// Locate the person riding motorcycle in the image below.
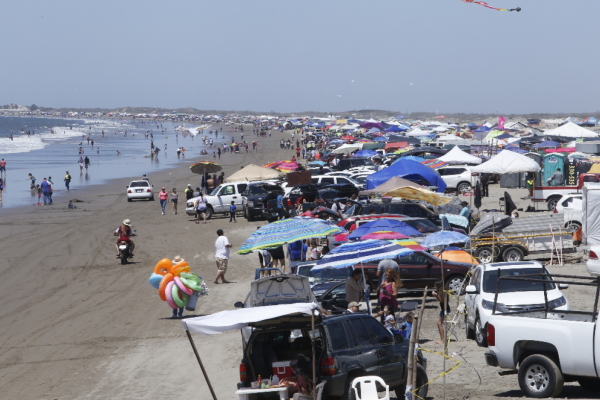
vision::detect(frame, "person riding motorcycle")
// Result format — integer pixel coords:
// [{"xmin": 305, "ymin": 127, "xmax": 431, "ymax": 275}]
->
[{"xmin": 114, "ymin": 219, "xmax": 136, "ymax": 258}]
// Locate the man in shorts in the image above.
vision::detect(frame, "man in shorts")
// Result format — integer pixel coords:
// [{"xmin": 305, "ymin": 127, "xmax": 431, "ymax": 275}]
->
[{"xmin": 214, "ymin": 229, "xmax": 232, "ymax": 284}]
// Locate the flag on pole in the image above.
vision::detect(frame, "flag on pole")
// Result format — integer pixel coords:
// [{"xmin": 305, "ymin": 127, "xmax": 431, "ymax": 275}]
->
[{"xmin": 498, "ymin": 116, "xmax": 506, "ymax": 130}]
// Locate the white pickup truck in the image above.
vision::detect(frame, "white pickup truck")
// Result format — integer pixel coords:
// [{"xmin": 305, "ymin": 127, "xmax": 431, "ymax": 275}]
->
[{"xmin": 484, "ymin": 272, "xmax": 600, "ymax": 398}]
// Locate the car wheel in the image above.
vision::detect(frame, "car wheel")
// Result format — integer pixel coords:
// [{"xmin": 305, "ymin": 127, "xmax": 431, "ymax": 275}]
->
[
  {"xmin": 475, "ymin": 315, "xmax": 488, "ymax": 347},
  {"xmin": 578, "ymin": 377, "xmax": 600, "ymax": 391},
  {"xmin": 445, "ymin": 275, "xmax": 464, "ymax": 295},
  {"xmin": 150, "ymin": 196, "xmax": 155, "ymax": 201},
  {"xmin": 518, "ymin": 355, "xmax": 564, "ymax": 398},
  {"xmin": 394, "ymin": 364, "xmax": 428, "ymax": 400},
  {"xmin": 127, "ymin": 198, "xmax": 132, "ymax": 202},
  {"xmin": 474, "ymin": 247, "xmax": 494, "ymax": 264},
  {"xmin": 457, "ymin": 181, "xmax": 471, "ymax": 193},
  {"xmin": 205, "ymin": 207, "xmax": 213, "ymax": 220},
  {"xmin": 343, "ymin": 375, "xmax": 359, "ymax": 400},
  {"xmin": 465, "ymin": 313, "xmax": 475, "ymax": 340},
  {"xmin": 503, "ymin": 247, "xmax": 524, "ymax": 262},
  {"xmin": 565, "ymin": 221, "xmax": 581, "ymax": 233},
  {"xmin": 247, "ymin": 210, "xmax": 254, "ymax": 221},
  {"xmin": 547, "ymin": 196, "xmax": 560, "ymax": 211}
]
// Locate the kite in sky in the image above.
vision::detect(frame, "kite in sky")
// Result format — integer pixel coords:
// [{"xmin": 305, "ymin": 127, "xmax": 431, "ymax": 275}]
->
[{"xmin": 462, "ymin": 0, "xmax": 521, "ymax": 12}]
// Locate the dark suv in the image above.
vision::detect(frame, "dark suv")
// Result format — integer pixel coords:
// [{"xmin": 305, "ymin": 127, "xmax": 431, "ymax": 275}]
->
[
  {"xmin": 238, "ymin": 312, "xmax": 428, "ymax": 399},
  {"xmin": 242, "ymin": 182, "xmax": 284, "ymax": 221}
]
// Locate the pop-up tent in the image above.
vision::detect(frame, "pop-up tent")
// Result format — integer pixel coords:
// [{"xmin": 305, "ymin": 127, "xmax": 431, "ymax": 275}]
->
[
  {"xmin": 360, "ymin": 176, "xmax": 422, "ymax": 195},
  {"xmin": 331, "ymin": 143, "xmax": 363, "ymax": 154},
  {"xmin": 544, "ymin": 122, "xmax": 598, "ymax": 138},
  {"xmin": 437, "ymin": 146, "xmax": 482, "ymax": 165},
  {"xmin": 224, "ymin": 164, "xmax": 283, "ymax": 182},
  {"xmin": 471, "ymin": 150, "xmax": 541, "ymax": 174},
  {"xmin": 365, "ymin": 159, "xmax": 447, "ymax": 192}
]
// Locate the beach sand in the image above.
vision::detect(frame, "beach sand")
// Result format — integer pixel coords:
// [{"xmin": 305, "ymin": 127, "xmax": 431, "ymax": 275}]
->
[{"xmin": 0, "ymin": 127, "xmax": 594, "ymax": 399}]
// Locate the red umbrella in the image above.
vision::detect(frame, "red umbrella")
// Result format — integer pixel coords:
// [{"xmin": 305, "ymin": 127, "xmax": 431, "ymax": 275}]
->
[
  {"xmin": 334, "ymin": 232, "xmax": 350, "ymax": 242},
  {"xmin": 341, "ymin": 136, "xmax": 356, "ymax": 140},
  {"xmin": 361, "ymin": 231, "xmax": 409, "ymax": 240}
]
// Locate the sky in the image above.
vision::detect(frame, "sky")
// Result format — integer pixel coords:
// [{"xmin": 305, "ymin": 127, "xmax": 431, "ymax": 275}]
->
[{"xmin": 0, "ymin": 0, "xmax": 598, "ymax": 114}]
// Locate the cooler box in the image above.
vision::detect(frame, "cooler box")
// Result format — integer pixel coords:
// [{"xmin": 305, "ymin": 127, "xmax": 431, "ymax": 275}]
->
[{"xmin": 272, "ymin": 361, "xmax": 294, "ymax": 379}]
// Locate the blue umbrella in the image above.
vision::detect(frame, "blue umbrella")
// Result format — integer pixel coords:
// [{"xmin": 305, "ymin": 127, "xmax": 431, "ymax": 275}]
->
[
  {"xmin": 420, "ymin": 231, "xmax": 470, "ymax": 249},
  {"xmin": 238, "ymin": 217, "xmax": 345, "ymax": 254},
  {"xmin": 312, "ymin": 239, "xmax": 413, "ymax": 271},
  {"xmin": 395, "ymin": 155, "xmax": 425, "ymax": 164},
  {"xmin": 532, "ymin": 140, "xmax": 561, "ymax": 148},
  {"xmin": 372, "ymin": 136, "xmax": 389, "ymax": 142},
  {"xmin": 353, "ymin": 149, "xmax": 378, "ymax": 158},
  {"xmin": 308, "ymin": 160, "xmax": 326, "ymax": 166},
  {"xmin": 347, "ymin": 219, "xmax": 423, "ymax": 240}
]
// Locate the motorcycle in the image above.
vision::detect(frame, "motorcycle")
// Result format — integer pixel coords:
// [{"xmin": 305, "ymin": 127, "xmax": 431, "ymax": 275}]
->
[{"xmin": 118, "ymin": 240, "xmax": 132, "ymax": 265}]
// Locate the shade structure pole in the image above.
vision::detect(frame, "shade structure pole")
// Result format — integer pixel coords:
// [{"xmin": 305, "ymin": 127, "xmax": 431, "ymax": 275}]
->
[
  {"xmin": 312, "ymin": 310, "xmax": 316, "ymax": 400},
  {"xmin": 185, "ymin": 329, "xmax": 218, "ymax": 400}
]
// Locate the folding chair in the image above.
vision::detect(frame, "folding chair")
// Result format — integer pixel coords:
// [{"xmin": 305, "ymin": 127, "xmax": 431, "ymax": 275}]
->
[{"xmin": 446, "ymin": 303, "xmax": 465, "ymax": 342}]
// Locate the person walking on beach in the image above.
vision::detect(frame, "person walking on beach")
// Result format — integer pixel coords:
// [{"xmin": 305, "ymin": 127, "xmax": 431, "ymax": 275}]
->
[
  {"xmin": 41, "ymin": 178, "xmax": 51, "ymax": 205},
  {"xmin": 214, "ymin": 229, "xmax": 232, "ymax": 284},
  {"xmin": 171, "ymin": 188, "xmax": 178, "ymax": 215},
  {"xmin": 159, "ymin": 187, "xmax": 169, "ymax": 215},
  {"xmin": 0, "ymin": 177, "xmax": 4, "ymax": 202},
  {"xmin": 28, "ymin": 173, "xmax": 36, "ymax": 190},
  {"xmin": 64, "ymin": 171, "xmax": 71, "ymax": 191},
  {"xmin": 79, "ymin": 157, "xmax": 84, "ymax": 172},
  {"xmin": 48, "ymin": 176, "xmax": 54, "ymax": 205},
  {"xmin": 0, "ymin": 159, "xmax": 6, "ymax": 177},
  {"xmin": 217, "ymin": 148, "xmax": 221, "ymax": 159},
  {"xmin": 195, "ymin": 193, "xmax": 208, "ymax": 224},
  {"xmin": 84, "ymin": 156, "xmax": 90, "ymax": 171},
  {"xmin": 185, "ymin": 184, "xmax": 194, "ymax": 201}
]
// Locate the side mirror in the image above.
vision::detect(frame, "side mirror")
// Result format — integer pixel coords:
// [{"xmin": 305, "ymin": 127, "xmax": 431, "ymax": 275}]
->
[
  {"xmin": 234, "ymin": 301, "xmax": 244, "ymax": 308},
  {"xmin": 465, "ymin": 285, "xmax": 478, "ymax": 294},
  {"xmin": 394, "ymin": 334, "xmax": 404, "ymax": 344},
  {"xmin": 558, "ymin": 283, "xmax": 569, "ymax": 290}
]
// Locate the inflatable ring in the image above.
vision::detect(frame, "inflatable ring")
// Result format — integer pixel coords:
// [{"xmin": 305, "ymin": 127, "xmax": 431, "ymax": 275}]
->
[
  {"xmin": 172, "ymin": 284, "xmax": 188, "ymax": 308},
  {"xmin": 169, "ymin": 261, "xmax": 188, "ymax": 275},
  {"xmin": 149, "ymin": 273, "xmax": 163, "ymax": 289},
  {"xmin": 165, "ymin": 281, "xmax": 178, "ymax": 309},
  {"xmin": 154, "ymin": 258, "xmax": 172, "ymax": 276},
  {"xmin": 171, "ymin": 265, "xmax": 191, "ymax": 277},
  {"xmin": 174, "ymin": 276, "xmax": 194, "ymax": 295},
  {"xmin": 158, "ymin": 273, "xmax": 174, "ymax": 301}
]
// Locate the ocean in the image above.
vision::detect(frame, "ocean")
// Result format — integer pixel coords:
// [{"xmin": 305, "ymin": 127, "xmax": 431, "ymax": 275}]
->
[{"xmin": 0, "ymin": 116, "xmax": 224, "ymax": 209}]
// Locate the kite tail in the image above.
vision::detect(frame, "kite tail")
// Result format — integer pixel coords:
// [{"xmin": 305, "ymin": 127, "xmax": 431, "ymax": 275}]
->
[{"xmin": 462, "ymin": 0, "xmax": 521, "ymax": 12}]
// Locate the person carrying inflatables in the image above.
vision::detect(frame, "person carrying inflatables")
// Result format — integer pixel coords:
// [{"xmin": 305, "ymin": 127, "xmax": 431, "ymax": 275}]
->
[{"xmin": 114, "ymin": 219, "xmax": 135, "ymax": 258}]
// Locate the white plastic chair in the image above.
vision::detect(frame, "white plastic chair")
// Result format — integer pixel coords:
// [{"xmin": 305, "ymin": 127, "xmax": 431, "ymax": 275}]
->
[
  {"xmin": 447, "ymin": 303, "xmax": 465, "ymax": 342},
  {"xmin": 351, "ymin": 376, "xmax": 390, "ymax": 400},
  {"xmin": 315, "ymin": 381, "xmax": 327, "ymax": 400}
]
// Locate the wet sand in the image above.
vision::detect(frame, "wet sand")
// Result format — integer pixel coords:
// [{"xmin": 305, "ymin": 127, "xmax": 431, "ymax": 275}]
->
[{"xmin": 0, "ymin": 127, "xmax": 594, "ymax": 399}]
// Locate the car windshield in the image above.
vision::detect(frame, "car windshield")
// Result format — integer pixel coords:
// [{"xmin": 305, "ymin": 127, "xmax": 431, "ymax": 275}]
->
[
  {"xmin": 130, "ymin": 181, "xmax": 149, "ymax": 187},
  {"xmin": 352, "ymin": 159, "xmax": 374, "ymax": 167},
  {"xmin": 483, "ymin": 268, "xmax": 556, "ymax": 293},
  {"xmin": 404, "ymin": 219, "xmax": 440, "ymax": 233},
  {"xmin": 354, "ymin": 176, "xmax": 368, "ymax": 184},
  {"xmin": 209, "ymin": 185, "xmax": 222, "ymax": 196},
  {"xmin": 300, "ymin": 267, "xmax": 352, "ymax": 282}
]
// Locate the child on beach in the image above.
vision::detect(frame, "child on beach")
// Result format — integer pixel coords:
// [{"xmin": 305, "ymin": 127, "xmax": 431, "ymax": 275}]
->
[
  {"xmin": 229, "ymin": 201, "xmax": 236, "ymax": 223},
  {"xmin": 68, "ymin": 200, "xmax": 76, "ymax": 209},
  {"xmin": 171, "ymin": 188, "xmax": 178, "ymax": 215},
  {"xmin": 36, "ymin": 185, "xmax": 42, "ymax": 205},
  {"xmin": 432, "ymin": 280, "xmax": 450, "ymax": 344}
]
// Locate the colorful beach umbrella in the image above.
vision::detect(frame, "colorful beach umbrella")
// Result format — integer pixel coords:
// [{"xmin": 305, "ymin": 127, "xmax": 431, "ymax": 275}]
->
[
  {"xmin": 421, "ymin": 159, "xmax": 448, "ymax": 170},
  {"xmin": 237, "ymin": 217, "xmax": 345, "ymax": 254},
  {"xmin": 360, "ymin": 231, "xmax": 409, "ymax": 240},
  {"xmin": 312, "ymin": 239, "xmax": 413, "ymax": 271},
  {"xmin": 190, "ymin": 161, "xmax": 222, "ymax": 175},
  {"xmin": 347, "ymin": 219, "xmax": 423, "ymax": 240},
  {"xmin": 275, "ymin": 161, "xmax": 298, "ymax": 173},
  {"xmin": 262, "ymin": 161, "xmax": 283, "ymax": 169}
]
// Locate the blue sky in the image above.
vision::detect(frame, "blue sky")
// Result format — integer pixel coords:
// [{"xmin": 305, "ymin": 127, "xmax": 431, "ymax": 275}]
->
[{"xmin": 0, "ymin": 0, "xmax": 597, "ymax": 114}]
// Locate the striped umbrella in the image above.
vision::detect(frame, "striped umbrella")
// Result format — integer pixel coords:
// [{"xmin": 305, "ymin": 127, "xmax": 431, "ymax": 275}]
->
[
  {"xmin": 420, "ymin": 231, "xmax": 470, "ymax": 248},
  {"xmin": 421, "ymin": 159, "xmax": 448, "ymax": 170},
  {"xmin": 237, "ymin": 217, "xmax": 345, "ymax": 254},
  {"xmin": 190, "ymin": 161, "xmax": 222, "ymax": 175},
  {"xmin": 262, "ymin": 161, "xmax": 283, "ymax": 169},
  {"xmin": 275, "ymin": 161, "xmax": 298, "ymax": 173},
  {"xmin": 361, "ymin": 231, "xmax": 409, "ymax": 240},
  {"xmin": 312, "ymin": 239, "xmax": 413, "ymax": 271}
]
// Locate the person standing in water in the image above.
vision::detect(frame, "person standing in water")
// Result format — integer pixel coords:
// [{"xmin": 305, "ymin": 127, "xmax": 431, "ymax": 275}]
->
[{"xmin": 64, "ymin": 171, "xmax": 71, "ymax": 191}]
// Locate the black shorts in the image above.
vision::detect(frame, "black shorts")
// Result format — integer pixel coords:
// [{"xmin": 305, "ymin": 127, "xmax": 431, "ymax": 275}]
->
[
  {"xmin": 172, "ymin": 199, "xmax": 178, "ymax": 204},
  {"xmin": 269, "ymin": 246, "xmax": 285, "ymax": 260},
  {"xmin": 277, "ymin": 208, "xmax": 284, "ymax": 217}
]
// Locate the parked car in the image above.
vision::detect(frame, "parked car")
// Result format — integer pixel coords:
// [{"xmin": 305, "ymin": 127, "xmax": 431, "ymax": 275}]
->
[
  {"xmin": 241, "ymin": 182, "xmax": 284, "ymax": 221},
  {"xmin": 186, "ymin": 181, "xmax": 249, "ymax": 219},
  {"xmin": 311, "ymin": 175, "xmax": 363, "ymax": 190},
  {"xmin": 464, "ymin": 261, "xmax": 569, "ymax": 347},
  {"xmin": 586, "ymin": 246, "xmax": 600, "ymax": 276},
  {"xmin": 335, "ymin": 157, "xmax": 376, "ymax": 171},
  {"xmin": 555, "ymin": 193, "xmax": 582, "ymax": 214},
  {"xmin": 438, "ymin": 165, "xmax": 479, "ymax": 193},
  {"xmin": 238, "ymin": 311, "xmax": 428, "ymax": 399},
  {"xmin": 126, "ymin": 180, "xmax": 154, "ymax": 201}
]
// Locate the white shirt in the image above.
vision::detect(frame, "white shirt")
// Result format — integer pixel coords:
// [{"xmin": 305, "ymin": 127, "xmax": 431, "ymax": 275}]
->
[{"xmin": 215, "ymin": 236, "xmax": 230, "ymax": 259}]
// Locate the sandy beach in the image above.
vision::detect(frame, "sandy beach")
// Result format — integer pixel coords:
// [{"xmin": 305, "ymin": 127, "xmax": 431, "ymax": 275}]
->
[{"xmin": 0, "ymin": 124, "xmax": 595, "ymax": 400}]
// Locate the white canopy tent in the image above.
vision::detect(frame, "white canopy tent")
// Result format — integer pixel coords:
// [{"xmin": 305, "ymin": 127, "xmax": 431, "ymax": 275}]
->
[
  {"xmin": 224, "ymin": 164, "xmax": 283, "ymax": 183},
  {"xmin": 471, "ymin": 150, "xmax": 540, "ymax": 174},
  {"xmin": 438, "ymin": 146, "xmax": 482, "ymax": 165},
  {"xmin": 183, "ymin": 303, "xmax": 318, "ymax": 335},
  {"xmin": 544, "ymin": 122, "xmax": 598, "ymax": 138},
  {"xmin": 331, "ymin": 143, "xmax": 363, "ymax": 154},
  {"xmin": 406, "ymin": 128, "xmax": 431, "ymax": 137}
]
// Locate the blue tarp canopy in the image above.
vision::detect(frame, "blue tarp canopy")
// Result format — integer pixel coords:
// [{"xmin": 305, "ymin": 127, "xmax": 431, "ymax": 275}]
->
[
  {"xmin": 467, "ymin": 123, "xmax": 479, "ymax": 128},
  {"xmin": 372, "ymin": 136, "xmax": 389, "ymax": 141},
  {"xmin": 384, "ymin": 125, "xmax": 407, "ymax": 132},
  {"xmin": 353, "ymin": 150, "xmax": 378, "ymax": 158},
  {"xmin": 367, "ymin": 128, "xmax": 381, "ymax": 133},
  {"xmin": 394, "ymin": 155, "xmax": 425, "ymax": 164},
  {"xmin": 365, "ymin": 159, "xmax": 447, "ymax": 192},
  {"xmin": 396, "ymin": 115, "xmax": 407, "ymax": 119},
  {"xmin": 474, "ymin": 126, "xmax": 491, "ymax": 132},
  {"xmin": 532, "ymin": 140, "xmax": 561, "ymax": 148}
]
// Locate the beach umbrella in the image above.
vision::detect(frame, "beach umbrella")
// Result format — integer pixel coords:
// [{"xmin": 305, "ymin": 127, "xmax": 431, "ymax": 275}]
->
[
  {"xmin": 308, "ymin": 160, "xmax": 326, "ymax": 166},
  {"xmin": 275, "ymin": 161, "xmax": 298, "ymax": 173},
  {"xmin": 312, "ymin": 239, "xmax": 413, "ymax": 271},
  {"xmin": 190, "ymin": 161, "xmax": 222, "ymax": 175},
  {"xmin": 361, "ymin": 231, "xmax": 409, "ymax": 240},
  {"xmin": 435, "ymin": 247, "xmax": 479, "ymax": 265},
  {"xmin": 420, "ymin": 231, "xmax": 470, "ymax": 249},
  {"xmin": 421, "ymin": 159, "xmax": 448, "ymax": 170},
  {"xmin": 396, "ymin": 155, "xmax": 425, "ymax": 163},
  {"xmin": 341, "ymin": 135, "xmax": 356, "ymax": 140},
  {"xmin": 383, "ymin": 186, "xmax": 454, "ymax": 207},
  {"xmin": 347, "ymin": 219, "xmax": 422, "ymax": 240},
  {"xmin": 353, "ymin": 149, "xmax": 378, "ymax": 158},
  {"xmin": 334, "ymin": 232, "xmax": 350, "ymax": 242},
  {"xmin": 262, "ymin": 161, "xmax": 283, "ymax": 169},
  {"xmin": 373, "ymin": 136, "xmax": 388, "ymax": 141},
  {"xmin": 237, "ymin": 217, "xmax": 345, "ymax": 254}
]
